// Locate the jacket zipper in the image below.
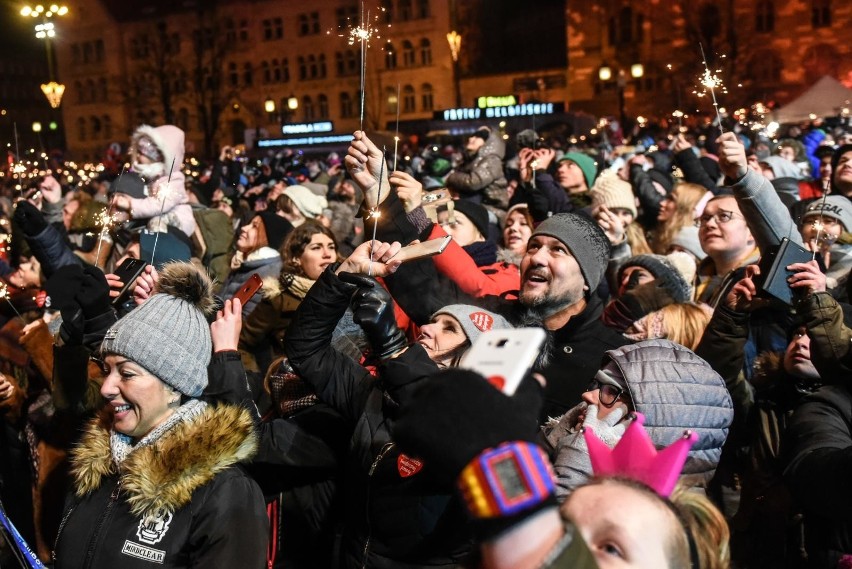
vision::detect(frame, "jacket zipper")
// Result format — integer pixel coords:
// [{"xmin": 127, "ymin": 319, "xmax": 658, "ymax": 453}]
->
[
  {"xmin": 361, "ymin": 442, "xmax": 394, "ymax": 569},
  {"xmin": 81, "ymin": 478, "xmax": 123, "ymax": 569},
  {"xmin": 52, "ymin": 503, "xmax": 76, "ymax": 563}
]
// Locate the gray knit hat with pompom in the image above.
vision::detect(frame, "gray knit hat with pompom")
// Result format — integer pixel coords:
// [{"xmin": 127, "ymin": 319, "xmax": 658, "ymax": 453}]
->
[{"xmin": 100, "ymin": 262, "xmax": 215, "ymax": 397}]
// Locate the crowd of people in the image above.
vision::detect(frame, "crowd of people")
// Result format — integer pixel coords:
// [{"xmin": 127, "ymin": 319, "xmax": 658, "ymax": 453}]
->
[{"xmin": 0, "ymin": 111, "xmax": 850, "ymax": 568}]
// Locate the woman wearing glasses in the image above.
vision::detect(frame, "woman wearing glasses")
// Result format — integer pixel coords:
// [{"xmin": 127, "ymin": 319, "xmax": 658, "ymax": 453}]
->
[{"xmin": 542, "ymin": 339, "xmax": 734, "ymax": 500}]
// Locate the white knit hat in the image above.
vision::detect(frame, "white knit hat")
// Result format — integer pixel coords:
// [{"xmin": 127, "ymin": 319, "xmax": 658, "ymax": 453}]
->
[
  {"xmin": 590, "ymin": 171, "xmax": 637, "ymax": 217},
  {"xmin": 284, "ymin": 185, "xmax": 328, "ymax": 218}
]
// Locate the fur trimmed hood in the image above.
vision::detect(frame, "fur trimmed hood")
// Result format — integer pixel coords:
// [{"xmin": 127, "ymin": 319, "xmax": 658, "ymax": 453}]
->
[
  {"xmin": 71, "ymin": 404, "xmax": 257, "ymax": 517},
  {"xmin": 130, "ymin": 124, "xmax": 186, "ymax": 185}
]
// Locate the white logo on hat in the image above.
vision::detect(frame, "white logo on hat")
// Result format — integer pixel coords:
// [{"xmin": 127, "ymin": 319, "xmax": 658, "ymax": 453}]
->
[{"xmin": 469, "ymin": 312, "xmax": 494, "ymax": 332}]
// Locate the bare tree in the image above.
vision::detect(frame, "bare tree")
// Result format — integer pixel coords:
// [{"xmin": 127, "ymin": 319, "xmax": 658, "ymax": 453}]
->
[{"xmin": 188, "ymin": 2, "xmax": 230, "ymax": 159}]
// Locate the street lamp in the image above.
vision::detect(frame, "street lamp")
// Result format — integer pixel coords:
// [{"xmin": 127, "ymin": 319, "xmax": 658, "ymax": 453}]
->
[
  {"xmin": 22, "ymin": 4, "xmax": 69, "ymax": 108},
  {"xmin": 264, "ymin": 97, "xmax": 276, "ymax": 116},
  {"xmin": 447, "ymin": 31, "xmax": 462, "ymax": 107},
  {"xmin": 599, "ymin": 63, "xmax": 644, "ymax": 132}
]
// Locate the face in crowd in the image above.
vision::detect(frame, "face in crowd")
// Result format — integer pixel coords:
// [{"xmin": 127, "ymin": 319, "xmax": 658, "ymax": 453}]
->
[
  {"xmin": 519, "ymin": 235, "xmax": 587, "ymax": 314},
  {"xmin": 416, "ymin": 314, "xmax": 467, "ymax": 368},
  {"xmin": 556, "ymin": 160, "xmax": 588, "ymax": 194},
  {"xmin": 293, "ymin": 232, "xmax": 336, "ymax": 281},
  {"xmin": 696, "ymin": 196, "xmax": 754, "ymax": 262},
  {"xmin": 783, "ymin": 326, "xmax": 820, "ymax": 381},
  {"xmin": 438, "ymin": 210, "xmax": 484, "ymax": 248},
  {"xmin": 503, "ymin": 208, "xmax": 532, "ymax": 256}
]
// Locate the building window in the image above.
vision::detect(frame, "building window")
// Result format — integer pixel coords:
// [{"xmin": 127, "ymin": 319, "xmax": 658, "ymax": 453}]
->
[
  {"xmin": 71, "ymin": 44, "xmax": 80, "ymax": 64},
  {"xmin": 228, "ymin": 62, "xmax": 239, "ymax": 87},
  {"xmin": 98, "ymin": 78, "xmax": 107, "ymax": 101},
  {"xmin": 751, "ymin": 50, "xmax": 782, "ymax": 83},
  {"xmin": 319, "ymin": 54, "xmax": 327, "ymax": 78},
  {"xmin": 77, "ymin": 117, "xmax": 86, "ymax": 141},
  {"xmin": 608, "ymin": 7, "xmax": 644, "ymax": 46},
  {"xmin": 756, "ymin": 1, "xmax": 775, "ymax": 32},
  {"xmin": 103, "ymin": 115, "xmax": 112, "ymax": 138},
  {"xmin": 263, "ymin": 17, "xmax": 283, "ymax": 41},
  {"xmin": 399, "ymin": 0, "xmax": 412, "ymax": 20},
  {"xmin": 812, "ymin": 0, "xmax": 831, "ymax": 27},
  {"xmin": 381, "ymin": 0, "xmax": 393, "ymax": 23},
  {"xmin": 298, "ymin": 12, "xmax": 320, "ymax": 36},
  {"xmin": 302, "ymin": 96, "xmax": 315, "ymax": 120},
  {"xmin": 318, "ymin": 94, "xmax": 329, "ymax": 118},
  {"xmin": 272, "ymin": 59, "xmax": 282, "ymax": 82},
  {"xmin": 86, "ymin": 79, "xmax": 96, "ymax": 102},
  {"xmin": 402, "ymin": 84, "xmax": 416, "ymax": 113},
  {"xmin": 336, "ymin": 5, "xmax": 358, "ymax": 29},
  {"xmin": 95, "ymin": 39, "xmax": 105, "ymax": 61},
  {"xmin": 91, "ymin": 116, "xmax": 102, "ymax": 138},
  {"xmin": 283, "ymin": 57, "xmax": 290, "ymax": 82},
  {"xmin": 402, "ymin": 40, "xmax": 415, "ymax": 66},
  {"xmin": 419, "ymin": 38, "xmax": 431, "ymax": 65},
  {"xmin": 83, "ymin": 42, "xmax": 94, "ymax": 63},
  {"xmin": 340, "ymin": 92, "xmax": 354, "ymax": 118},
  {"xmin": 225, "ymin": 19, "xmax": 236, "ymax": 44},
  {"xmin": 243, "ymin": 62, "xmax": 253, "ymax": 86},
  {"xmin": 335, "ymin": 52, "xmax": 345, "ymax": 76},
  {"xmin": 298, "ymin": 56, "xmax": 307, "ymax": 80},
  {"xmin": 417, "ymin": 0, "xmax": 430, "ymax": 18},
  {"xmin": 421, "ymin": 83, "xmax": 433, "ymax": 111},
  {"xmin": 239, "ymin": 19, "xmax": 249, "ymax": 42},
  {"xmin": 262, "ymin": 61, "xmax": 271, "ymax": 84},
  {"xmin": 308, "ymin": 55, "xmax": 318, "ymax": 79},
  {"xmin": 385, "ymin": 43, "xmax": 397, "ymax": 69}
]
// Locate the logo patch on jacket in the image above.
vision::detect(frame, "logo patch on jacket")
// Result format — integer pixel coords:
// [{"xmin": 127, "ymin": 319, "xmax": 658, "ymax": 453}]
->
[
  {"xmin": 397, "ymin": 454, "xmax": 424, "ymax": 477},
  {"xmin": 122, "ymin": 541, "xmax": 165, "ymax": 564},
  {"xmin": 468, "ymin": 312, "xmax": 494, "ymax": 332},
  {"xmin": 136, "ymin": 510, "xmax": 173, "ymax": 545}
]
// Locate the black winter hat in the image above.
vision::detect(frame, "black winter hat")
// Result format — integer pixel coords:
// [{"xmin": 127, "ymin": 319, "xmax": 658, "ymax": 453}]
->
[
  {"xmin": 648, "ymin": 168, "xmax": 674, "ymax": 195},
  {"xmin": 257, "ymin": 212, "xmax": 294, "ymax": 250},
  {"xmin": 471, "ymin": 127, "xmax": 491, "ymax": 142},
  {"xmin": 448, "ymin": 200, "xmax": 490, "ymax": 240}
]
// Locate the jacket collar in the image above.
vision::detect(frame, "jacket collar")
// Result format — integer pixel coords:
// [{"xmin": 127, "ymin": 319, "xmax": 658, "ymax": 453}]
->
[{"xmin": 71, "ymin": 404, "xmax": 257, "ymax": 517}]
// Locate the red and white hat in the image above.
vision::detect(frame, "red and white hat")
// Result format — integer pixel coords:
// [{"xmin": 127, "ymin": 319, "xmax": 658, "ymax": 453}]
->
[{"xmin": 431, "ymin": 304, "xmax": 512, "ymax": 344}]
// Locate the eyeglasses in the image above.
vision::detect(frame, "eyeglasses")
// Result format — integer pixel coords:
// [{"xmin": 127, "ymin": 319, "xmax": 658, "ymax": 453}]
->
[
  {"xmin": 585, "ymin": 377, "xmax": 624, "ymax": 408},
  {"xmin": 694, "ymin": 209, "xmax": 743, "ymax": 228}
]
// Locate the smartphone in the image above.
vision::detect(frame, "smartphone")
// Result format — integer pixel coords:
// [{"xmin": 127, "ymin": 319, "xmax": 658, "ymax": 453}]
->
[
  {"xmin": 393, "ymin": 235, "xmax": 452, "ymax": 264},
  {"xmin": 459, "ymin": 328, "xmax": 547, "ymax": 395},
  {"xmin": 232, "ymin": 273, "xmax": 263, "ymax": 306},
  {"xmin": 111, "ymin": 258, "xmax": 148, "ymax": 307}
]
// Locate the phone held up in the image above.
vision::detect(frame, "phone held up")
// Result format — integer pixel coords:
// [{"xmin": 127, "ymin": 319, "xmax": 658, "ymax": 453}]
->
[
  {"xmin": 459, "ymin": 328, "xmax": 547, "ymax": 396},
  {"xmin": 392, "ymin": 235, "xmax": 452, "ymax": 264},
  {"xmin": 232, "ymin": 273, "xmax": 263, "ymax": 306},
  {"xmin": 111, "ymin": 258, "xmax": 149, "ymax": 307}
]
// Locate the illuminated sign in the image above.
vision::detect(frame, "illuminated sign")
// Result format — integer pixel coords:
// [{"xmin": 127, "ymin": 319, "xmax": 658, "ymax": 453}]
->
[
  {"xmin": 477, "ymin": 95, "xmax": 517, "ymax": 108},
  {"xmin": 259, "ymin": 134, "xmax": 352, "ymax": 147},
  {"xmin": 281, "ymin": 121, "xmax": 334, "ymax": 135},
  {"xmin": 436, "ymin": 102, "xmax": 563, "ymax": 122}
]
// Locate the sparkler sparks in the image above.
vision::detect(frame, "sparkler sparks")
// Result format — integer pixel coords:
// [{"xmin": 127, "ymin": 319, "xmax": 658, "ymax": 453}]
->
[
  {"xmin": 698, "ymin": 44, "xmax": 724, "ymax": 134},
  {"xmin": 0, "ymin": 283, "xmax": 22, "ymax": 319}
]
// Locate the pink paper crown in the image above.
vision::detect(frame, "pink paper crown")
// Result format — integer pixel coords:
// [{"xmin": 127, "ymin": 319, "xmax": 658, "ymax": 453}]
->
[{"xmin": 584, "ymin": 412, "xmax": 698, "ymax": 497}]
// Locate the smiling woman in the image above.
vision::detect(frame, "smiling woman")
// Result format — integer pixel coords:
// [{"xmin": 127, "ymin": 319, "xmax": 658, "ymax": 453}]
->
[{"xmin": 53, "ymin": 263, "xmax": 268, "ymax": 569}]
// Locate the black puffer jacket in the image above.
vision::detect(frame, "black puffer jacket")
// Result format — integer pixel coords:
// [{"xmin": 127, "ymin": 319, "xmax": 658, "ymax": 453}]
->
[{"xmin": 284, "ymin": 268, "xmax": 471, "ymax": 569}]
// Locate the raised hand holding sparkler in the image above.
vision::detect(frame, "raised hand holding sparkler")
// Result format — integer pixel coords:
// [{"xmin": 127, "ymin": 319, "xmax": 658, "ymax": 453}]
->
[
  {"xmin": 345, "ymin": 131, "xmax": 390, "ymax": 210},
  {"xmin": 716, "ymin": 132, "xmax": 748, "ymax": 182}
]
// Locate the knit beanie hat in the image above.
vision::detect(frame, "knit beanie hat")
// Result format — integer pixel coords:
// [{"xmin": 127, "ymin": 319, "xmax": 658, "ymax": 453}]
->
[
  {"xmin": 669, "ymin": 225, "xmax": 707, "ymax": 261},
  {"xmin": 590, "ymin": 171, "xmax": 637, "ymax": 217},
  {"xmin": 648, "ymin": 168, "xmax": 674, "ymax": 195},
  {"xmin": 431, "ymin": 304, "xmax": 512, "ymax": 344},
  {"xmin": 450, "ymin": 200, "xmax": 490, "ymax": 240},
  {"xmin": 100, "ymin": 262, "xmax": 215, "ymax": 397},
  {"xmin": 802, "ymin": 195, "xmax": 852, "ymax": 232},
  {"xmin": 531, "ymin": 213, "xmax": 611, "ymax": 292},
  {"xmin": 558, "ymin": 152, "xmax": 597, "ymax": 190},
  {"xmin": 617, "ymin": 254, "xmax": 692, "ymax": 302},
  {"xmin": 257, "ymin": 211, "xmax": 294, "ymax": 249},
  {"xmin": 284, "ymin": 185, "xmax": 328, "ymax": 218}
]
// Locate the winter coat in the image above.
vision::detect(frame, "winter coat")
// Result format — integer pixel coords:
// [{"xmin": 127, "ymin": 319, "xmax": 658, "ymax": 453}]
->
[
  {"xmin": 783, "ymin": 384, "xmax": 852, "ymax": 568},
  {"xmin": 510, "ymin": 172, "xmax": 575, "ymax": 222},
  {"xmin": 546, "ymin": 340, "xmax": 733, "ymax": 497},
  {"xmin": 128, "ymin": 125, "xmax": 196, "ymax": 238},
  {"xmin": 220, "ymin": 247, "xmax": 283, "ymax": 317},
  {"xmin": 674, "ymin": 148, "xmax": 720, "ymax": 193},
  {"xmin": 426, "ymin": 224, "xmax": 520, "ymax": 299},
  {"xmin": 284, "ymin": 268, "xmax": 472, "ymax": 569},
  {"xmin": 53, "ymin": 404, "xmax": 267, "ymax": 569},
  {"xmin": 445, "ymin": 135, "xmax": 508, "ymax": 209},
  {"xmin": 796, "ymin": 291, "xmax": 852, "ymax": 378}
]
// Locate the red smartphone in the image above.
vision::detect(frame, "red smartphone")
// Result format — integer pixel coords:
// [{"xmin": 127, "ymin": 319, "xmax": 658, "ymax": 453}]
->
[{"xmin": 233, "ymin": 273, "xmax": 263, "ymax": 306}]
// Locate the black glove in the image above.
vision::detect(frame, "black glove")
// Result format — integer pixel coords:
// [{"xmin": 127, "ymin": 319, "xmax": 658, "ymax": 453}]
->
[
  {"xmin": 44, "ymin": 264, "xmax": 84, "ymax": 312},
  {"xmin": 602, "ymin": 279, "xmax": 677, "ymax": 332},
  {"xmin": 58, "ymin": 304, "xmax": 84, "ymax": 346},
  {"xmin": 77, "ymin": 265, "xmax": 112, "ymax": 319},
  {"xmin": 338, "ymin": 272, "xmax": 407, "ymax": 360},
  {"xmin": 392, "ymin": 369, "xmax": 550, "ymax": 539},
  {"xmin": 13, "ymin": 201, "xmax": 48, "ymax": 237}
]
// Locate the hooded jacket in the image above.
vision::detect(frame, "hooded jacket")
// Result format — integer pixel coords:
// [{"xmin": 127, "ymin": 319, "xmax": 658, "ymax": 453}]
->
[
  {"xmin": 547, "ymin": 340, "xmax": 733, "ymax": 497},
  {"xmin": 53, "ymin": 404, "xmax": 267, "ymax": 569},
  {"xmin": 128, "ymin": 125, "xmax": 196, "ymax": 238},
  {"xmin": 445, "ymin": 131, "xmax": 509, "ymax": 209}
]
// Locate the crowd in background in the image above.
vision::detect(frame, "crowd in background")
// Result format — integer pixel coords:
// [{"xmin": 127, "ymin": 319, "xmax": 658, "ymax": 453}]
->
[{"xmin": 0, "ymin": 109, "xmax": 850, "ymax": 568}]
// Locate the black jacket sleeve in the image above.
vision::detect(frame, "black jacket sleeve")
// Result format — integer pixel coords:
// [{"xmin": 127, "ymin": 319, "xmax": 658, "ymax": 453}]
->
[
  {"xmin": 629, "ymin": 165, "xmax": 664, "ymax": 230},
  {"xmin": 673, "ymin": 148, "xmax": 719, "ymax": 194}
]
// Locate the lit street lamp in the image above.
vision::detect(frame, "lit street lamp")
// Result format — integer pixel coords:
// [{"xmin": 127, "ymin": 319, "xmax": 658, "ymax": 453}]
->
[
  {"xmin": 447, "ymin": 31, "xmax": 462, "ymax": 107},
  {"xmin": 599, "ymin": 63, "xmax": 644, "ymax": 132},
  {"xmin": 22, "ymin": 4, "xmax": 69, "ymax": 108}
]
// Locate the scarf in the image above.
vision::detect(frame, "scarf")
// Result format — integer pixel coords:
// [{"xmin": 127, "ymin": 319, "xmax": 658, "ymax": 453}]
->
[
  {"xmin": 231, "ymin": 246, "xmax": 280, "ymax": 270},
  {"xmin": 280, "ymin": 273, "xmax": 315, "ymax": 300},
  {"xmin": 463, "ymin": 240, "xmax": 498, "ymax": 267},
  {"xmin": 110, "ymin": 399, "xmax": 207, "ymax": 467}
]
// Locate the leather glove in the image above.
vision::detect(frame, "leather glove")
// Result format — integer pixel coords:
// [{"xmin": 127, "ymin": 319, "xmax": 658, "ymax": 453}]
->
[
  {"xmin": 13, "ymin": 201, "xmax": 48, "ymax": 236},
  {"xmin": 338, "ymin": 272, "xmax": 407, "ymax": 360},
  {"xmin": 77, "ymin": 264, "xmax": 113, "ymax": 319},
  {"xmin": 392, "ymin": 368, "xmax": 549, "ymax": 539},
  {"xmin": 44, "ymin": 264, "xmax": 84, "ymax": 312},
  {"xmin": 602, "ymin": 279, "xmax": 677, "ymax": 332}
]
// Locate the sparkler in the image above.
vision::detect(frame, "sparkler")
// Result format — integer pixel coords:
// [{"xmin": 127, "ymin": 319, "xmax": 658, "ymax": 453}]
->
[
  {"xmin": 393, "ymin": 83, "xmax": 401, "ymax": 172},
  {"xmin": 0, "ymin": 284, "xmax": 23, "ymax": 319},
  {"xmin": 149, "ymin": 159, "xmax": 176, "ymax": 265},
  {"xmin": 699, "ymin": 44, "xmax": 724, "ymax": 135},
  {"xmin": 96, "ymin": 164, "xmax": 126, "ymax": 266},
  {"xmin": 13, "ymin": 123, "xmax": 22, "ymax": 197},
  {"xmin": 367, "ymin": 146, "xmax": 387, "ymax": 277},
  {"xmin": 812, "ymin": 186, "xmax": 832, "ymax": 261}
]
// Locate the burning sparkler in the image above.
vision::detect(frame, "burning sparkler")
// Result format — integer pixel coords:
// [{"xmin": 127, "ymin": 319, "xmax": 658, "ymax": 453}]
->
[
  {"xmin": 699, "ymin": 44, "xmax": 724, "ymax": 134},
  {"xmin": 368, "ymin": 146, "xmax": 387, "ymax": 277},
  {"xmin": 149, "ymin": 159, "xmax": 176, "ymax": 264},
  {"xmin": 0, "ymin": 283, "xmax": 22, "ymax": 319},
  {"xmin": 95, "ymin": 164, "xmax": 126, "ymax": 266}
]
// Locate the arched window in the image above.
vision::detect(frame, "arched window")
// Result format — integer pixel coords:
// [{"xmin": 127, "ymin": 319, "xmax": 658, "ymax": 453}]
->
[
  {"xmin": 98, "ymin": 78, "xmax": 107, "ymax": 101},
  {"xmin": 298, "ymin": 56, "xmax": 307, "ymax": 80},
  {"xmin": 402, "ymin": 41, "xmax": 415, "ymax": 66},
  {"xmin": 421, "ymin": 83, "xmax": 433, "ymax": 111},
  {"xmin": 346, "ymin": 50, "xmax": 358, "ymax": 75},
  {"xmin": 243, "ymin": 62, "xmax": 253, "ymax": 86},
  {"xmin": 302, "ymin": 96, "xmax": 315, "ymax": 120},
  {"xmin": 385, "ymin": 86, "xmax": 398, "ymax": 114},
  {"xmin": 336, "ymin": 52, "xmax": 345, "ymax": 76},
  {"xmin": 90, "ymin": 116, "xmax": 102, "ymax": 138},
  {"xmin": 308, "ymin": 54, "xmax": 318, "ymax": 79},
  {"xmin": 74, "ymin": 80, "xmax": 84, "ymax": 103},
  {"xmin": 340, "ymin": 92, "xmax": 354, "ymax": 117},
  {"xmin": 77, "ymin": 117, "xmax": 86, "ymax": 141},
  {"xmin": 812, "ymin": 0, "xmax": 831, "ymax": 27},
  {"xmin": 319, "ymin": 54, "xmax": 327, "ymax": 78},
  {"xmin": 385, "ymin": 43, "xmax": 397, "ymax": 70},
  {"xmin": 272, "ymin": 59, "xmax": 281, "ymax": 82},
  {"xmin": 283, "ymin": 58, "xmax": 290, "ymax": 82},
  {"xmin": 262, "ymin": 61, "xmax": 271, "ymax": 84},
  {"xmin": 103, "ymin": 115, "xmax": 112, "ymax": 138},
  {"xmin": 399, "ymin": 0, "xmax": 412, "ymax": 20},
  {"xmin": 419, "ymin": 38, "xmax": 432, "ymax": 65},
  {"xmin": 756, "ymin": 0, "xmax": 775, "ymax": 32},
  {"xmin": 85, "ymin": 79, "xmax": 96, "ymax": 103},
  {"xmin": 402, "ymin": 84, "xmax": 416, "ymax": 113},
  {"xmin": 318, "ymin": 94, "xmax": 329, "ymax": 118}
]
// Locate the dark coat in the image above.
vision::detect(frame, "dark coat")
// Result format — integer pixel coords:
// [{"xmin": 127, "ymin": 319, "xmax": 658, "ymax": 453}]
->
[
  {"xmin": 284, "ymin": 268, "xmax": 472, "ymax": 569},
  {"xmin": 220, "ymin": 249, "xmax": 282, "ymax": 316},
  {"xmin": 53, "ymin": 405, "xmax": 267, "ymax": 569}
]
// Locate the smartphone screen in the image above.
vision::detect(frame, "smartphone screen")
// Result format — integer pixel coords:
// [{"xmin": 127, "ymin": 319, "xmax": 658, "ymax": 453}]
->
[{"xmin": 111, "ymin": 258, "xmax": 148, "ymax": 307}]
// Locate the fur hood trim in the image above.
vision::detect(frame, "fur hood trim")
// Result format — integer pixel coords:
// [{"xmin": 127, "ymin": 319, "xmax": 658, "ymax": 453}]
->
[
  {"xmin": 261, "ymin": 275, "xmax": 282, "ymax": 300},
  {"xmin": 71, "ymin": 404, "xmax": 257, "ymax": 517},
  {"xmin": 496, "ymin": 247, "xmax": 523, "ymax": 267},
  {"xmin": 130, "ymin": 124, "xmax": 185, "ymax": 180}
]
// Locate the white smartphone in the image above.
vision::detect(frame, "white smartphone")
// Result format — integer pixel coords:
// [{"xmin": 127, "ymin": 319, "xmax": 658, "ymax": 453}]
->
[
  {"xmin": 392, "ymin": 235, "xmax": 452, "ymax": 263},
  {"xmin": 459, "ymin": 328, "xmax": 547, "ymax": 396}
]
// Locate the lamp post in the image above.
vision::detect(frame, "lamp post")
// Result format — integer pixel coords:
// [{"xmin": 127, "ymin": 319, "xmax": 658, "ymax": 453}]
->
[
  {"xmin": 285, "ymin": 94, "xmax": 298, "ymax": 124},
  {"xmin": 22, "ymin": 4, "xmax": 68, "ymax": 109},
  {"xmin": 446, "ymin": 31, "xmax": 462, "ymax": 107},
  {"xmin": 599, "ymin": 63, "xmax": 644, "ymax": 132}
]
